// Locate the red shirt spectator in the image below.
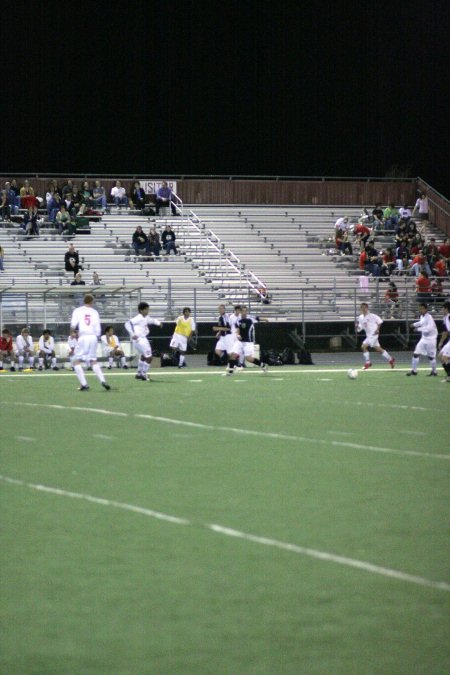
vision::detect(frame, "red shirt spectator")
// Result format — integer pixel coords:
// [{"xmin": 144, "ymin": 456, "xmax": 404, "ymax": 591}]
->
[
  {"xmin": 439, "ymin": 238, "xmax": 450, "ymax": 260},
  {"xmin": 415, "ymin": 273, "xmax": 431, "ymax": 295},
  {"xmin": 359, "ymin": 250, "xmax": 367, "ymax": 270},
  {"xmin": 433, "ymin": 257, "xmax": 447, "ymax": 277}
]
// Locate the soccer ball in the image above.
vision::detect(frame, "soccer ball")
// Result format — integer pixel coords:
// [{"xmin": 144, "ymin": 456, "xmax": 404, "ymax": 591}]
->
[{"xmin": 347, "ymin": 369, "xmax": 358, "ymax": 379}]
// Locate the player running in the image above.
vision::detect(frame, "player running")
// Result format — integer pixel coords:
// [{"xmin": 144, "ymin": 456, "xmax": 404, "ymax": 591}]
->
[
  {"xmin": 356, "ymin": 303, "xmax": 395, "ymax": 370},
  {"xmin": 225, "ymin": 305, "xmax": 268, "ymax": 375},
  {"xmin": 125, "ymin": 302, "xmax": 163, "ymax": 381},
  {"xmin": 170, "ymin": 307, "xmax": 196, "ymax": 368},
  {"xmin": 438, "ymin": 301, "xmax": 450, "ymax": 382},
  {"xmin": 407, "ymin": 302, "xmax": 438, "ymax": 377}
]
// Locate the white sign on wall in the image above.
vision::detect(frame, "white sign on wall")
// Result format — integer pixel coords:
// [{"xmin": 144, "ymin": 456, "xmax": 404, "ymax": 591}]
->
[{"xmin": 140, "ymin": 180, "xmax": 177, "ymax": 195}]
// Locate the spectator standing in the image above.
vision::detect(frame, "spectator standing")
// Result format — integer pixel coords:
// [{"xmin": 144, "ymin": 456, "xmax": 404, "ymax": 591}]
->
[
  {"xmin": 0, "ymin": 244, "xmax": 4, "ymax": 271},
  {"xmin": 407, "ymin": 302, "xmax": 438, "ymax": 376},
  {"xmin": 161, "ymin": 224, "xmax": 178, "ymax": 255},
  {"xmin": 413, "ymin": 192, "xmax": 429, "ymax": 234},
  {"xmin": 155, "ymin": 181, "xmax": 177, "ymax": 216},
  {"xmin": 111, "ymin": 180, "xmax": 128, "ymax": 207},
  {"xmin": 23, "ymin": 206, "xmax": 40, "ymax": 236}
]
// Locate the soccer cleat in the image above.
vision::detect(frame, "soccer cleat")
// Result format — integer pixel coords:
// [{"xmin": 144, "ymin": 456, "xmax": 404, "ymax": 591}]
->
[
  {"xmin": 122, "ymin": 364, "xmax": 129, "ymax": 369},
  {"xmin": 261, "ymin": 362, "xmax": 268, "ymax": 373},
  {"xmin": 234, "ymin": 365, "xmax": 244, "ymax": 372},
  {"xmin": 178, "ymin": 362, "xmax": 187, "ymax": 368},
  {"xmin": 426, "ymin": 372, "xmax": 437, "ymax": 377},
  {"xmin": 389, "ymin": 357, "xmax": 395, "ymax": 369},
  {"xmin": 406, "ymin": 371, "xmax": 417, "ymax": 376},
  {"xmin": 38, "ymin": 366, "xmax": 43, "ymax": 371},
  {"xmin": 135, "ymin": 373, "xmax": 148, "ymax": 381},
  {"xmin": 78, "ymin": 385, "xmax": 90, "ymax": 391},
  {"xmin": 363, "ymin": 362, "xmax": 372, "ymax": 370},
  {"xmin": 102, "ymin": 382, "xmax": 111, "ymax": 390},
  {"xmin": 52, "ymin": 366, "xmax": 59, "ymax": 371},
  {"xmin": 10, "ymin": 366, "xmax": 15, "ymax": 372},
  {"xmin": 107, "ymin": 365, "xmax": 112, "ymax": 370},
  {"xmin": 223, "ymin": 369, "xmax": 234, "ymax": 376}
]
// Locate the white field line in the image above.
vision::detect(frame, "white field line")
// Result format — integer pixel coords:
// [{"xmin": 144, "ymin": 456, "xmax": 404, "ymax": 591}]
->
[
  {"xmin": 1, "ymin": 473, "xmax": 448, "ymax": 593},
  {"xmin": 5, "ymin": 402, "xmax": 449, "ymax": 462}
]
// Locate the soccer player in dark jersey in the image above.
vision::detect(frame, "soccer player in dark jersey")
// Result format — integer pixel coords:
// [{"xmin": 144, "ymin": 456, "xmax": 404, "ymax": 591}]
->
[
  {"xmin": 212, "ymin": 304, "xmax": 233, "ymax": 360},
  {"xmin": 225, "ymin": 306, "xmax": 268, "ymax": 375}
]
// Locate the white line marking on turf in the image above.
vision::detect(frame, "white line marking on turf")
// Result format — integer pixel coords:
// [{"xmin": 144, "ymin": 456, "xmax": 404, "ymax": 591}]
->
[
  {"xmin": 398, "ymin": 429, "xmax": 427, "ymax": 437},
  {"xmin": 327, "ymin": 431, "xmax": 353, "ymax": 437},
  {"xmin": 7, "ymin": 402, "xmax": 449, "ymax": 462},
  {"xmin": 16, "ymin": 436, "xmax": 36, "ymax": 442},
  {"xmin": 317, "ymin": 378, "xmax": 332, "ymax": 381},
  {"xmin": 188, "ymin": 379, "xmax": 203, "ymax": 382},
  {"xmin": 1, "ymin": 474, "xmax": 448, "ymax": 592},
  {"xmin": 93, "ymin": 434, "xmax": 115, "ymax": 441}
]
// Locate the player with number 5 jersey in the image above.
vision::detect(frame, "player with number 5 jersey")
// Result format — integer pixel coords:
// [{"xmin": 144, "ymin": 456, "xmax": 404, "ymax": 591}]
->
[{"xmin": 70, "ymin": 293, "xmax": 110, "ymax": 391}]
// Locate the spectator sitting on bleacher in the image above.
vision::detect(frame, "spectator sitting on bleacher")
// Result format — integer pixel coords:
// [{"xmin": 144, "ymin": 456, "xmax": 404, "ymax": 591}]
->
[
  {"xmin": 92, "ymin": 271, "xmax": 103, "ymax": 285},
  {"xmin": 5, "ymin": 181, "xmax": 18, "ymax": 216},
  {"xmin": 156, "ymin": 181, "xmax": 177, "ymax": 216},
  {"xmin": 161, "ymin": 223, "xmax": 178, "ymax": 255},
  {"xmin": 360, "ymin": 242, "xmax": 381, "ymax": 276},
  {"xmin": 372, "ymin": 203, "xmax": 384, "ymax": 222},
  {"xmin": 10, "ymin": 180, "xmax": 20, "ymax": 210},
  {"xmin": 130, "ymin": 181, "xmax": 146, "ymax": 211},
  {"xmin": 23, "ymin": 206, "xmax": 40, "ymax": 236},
  {"xmin": 430, "ymin": 277, "xmax": 445, "ymax": 306},
  {"xmin": 423, "ymin": 238, "xmax": 439, "ymax": 270},
  {"xmin": 132, "ymin": 225, "xmax": 151, "ymax": 256},
  {"xmin": 57, "ymin": 205, "xmax": 75, "ymax": 235},
  {"xmin": 62, "ymin": 180, "xmax": 74, "ymax": 198},
  {"xmin": 111, "ymin": 180, "xmax": 128, "ymax": 208},
  {"xmin": 148, "ymin": 226, "xmax": 161, "ymax": 257},
  {"xmin": 409, "ymin": 250, "xmax": 431, "ymax": 277},
  {"xmin": 334, "ymin": 216, "xmax": 350, "ymax": 232},
  {"xmin": 384, "ymin": 281, "xmax": 399, "ymax": 317},
  {"xmin": 71, "ymin": 272, "xmax": 86, "ymax": 286},
  {"xmin": 0, "ymin": 189, "xmax": 11, "ymax": 222},
  {"xmin": 335, "ymin": 227, "xmax": 352, "ymax": 255},
  {"xmin": 81, "ymin": 181, "xmax": 93, "ymax": 207},
  {"xmin": 395, "ymin": 239, "xmax": 409, "ymax": 272},
  {"xmin": 383, "ymin": 203, "xmax": 399, "ymax": 230},
  {"xmin": 71, "ymin": 185, "xmax": 86, "ymax": 215},
  {"xmin": 92, "ymin": 180, "xmax": 107, "ymax": 211},
  {"xmin": 433, "ymin": 254, "xmax": 447, "ymax": 278},
  {"xmin": 439, "ymin": 237, "xmax": 450, "ymax": 270},
  {"xmin": 64, "ymin": 243, "xmax": 83, "ymax": 276},
  {"xmin": 415, "ymin": 270, "xmax": 431, "ymax": 302},
  {"xmin": 395, "ymin": 219, "xmax": 409, "ymax": 245},
  {"xmin": 381, "ymin": 247, "xmax": 396, "ymax": 276},
  {"xmin": 63, "ymin": 192, "xmax": 75, "ymax": 217}
]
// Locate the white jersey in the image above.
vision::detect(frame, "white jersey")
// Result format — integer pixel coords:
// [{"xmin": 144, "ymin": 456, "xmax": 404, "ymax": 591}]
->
[
  {"xmin": 335, "ymin": 217, "xmax": 349, "ymax": 231},
  {"xmin": 71, "ymin": 305, "xmax": 101, "ymax": 337},
  {"xmin": 38, "ymin": 335, "xmax": 55, "ymax": 353},
  {"xmin": 228, "ymin": 313, "xmax": 241, "ymax": 336},
  {"xmin": 16, "ymin": 334, "xmax": 33, "ymax": 352},
  {"xmin": 357, "ymin": 312, "xmax": 383, "ymax": 338},
  {"xmin": 413, "ymin": 313, "xmax": 438, "ymax": 339},
  {"xmin": 125, "ymin": 313, "xmax": 162, "ymax": 338},
  {"xmin": 443, "ymin": 314, "xmax": 450, "ymax": 333},
  {"xmin": 67, "ymin": 335, "xmax": 78, "ymax": 352}
]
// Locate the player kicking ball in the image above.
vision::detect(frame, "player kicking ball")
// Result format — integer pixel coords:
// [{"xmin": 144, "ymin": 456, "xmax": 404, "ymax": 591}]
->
[
  {"xmin": 125, "ymin": 302, "xmax": 163, "ymax": 381},
  {"xmin": 225, "ymin": 306, "xmax": 268, "ymax": 375},
  {"xmin": 356, "ymin": 303, "xmax": 395, "ymax": 370}
]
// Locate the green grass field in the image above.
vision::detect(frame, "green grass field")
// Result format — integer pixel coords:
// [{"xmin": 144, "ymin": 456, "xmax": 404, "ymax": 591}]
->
[{"xmin": 1, "ymin": 365, "xmax": 449, "ymax": 674}]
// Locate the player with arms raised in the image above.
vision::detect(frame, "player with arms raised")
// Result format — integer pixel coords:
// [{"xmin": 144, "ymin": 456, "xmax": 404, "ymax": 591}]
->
[
  {"xmin": 125, "ymin": 302, "xmax": 163, "ymax": 381},
  {"xmin": 70, "ymin": 293, "xmax": 110, "ymax": 391}
]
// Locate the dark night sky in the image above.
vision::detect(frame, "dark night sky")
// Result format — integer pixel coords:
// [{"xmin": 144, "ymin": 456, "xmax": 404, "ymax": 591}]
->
[{"xmin": 2, "ymin": 0, "xmax": 449, "ymax": 194}]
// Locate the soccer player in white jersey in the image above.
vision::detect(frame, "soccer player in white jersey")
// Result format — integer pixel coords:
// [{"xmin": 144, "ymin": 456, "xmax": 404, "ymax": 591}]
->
[
  {"xmin": 38, "ymin": 329, "xmax": 59, "ymax": 370},
  {"xmin": 125, "ymin": 302, "xmax": 163, "ymax": 381},
  {"xmin": 15, "ymin": 328, "xmax": 35, "ymax": 371},
  {"xmin": 101, "ymin": 326, "xmax": 128, "ymax": 369},
  {"xmin": 70, "ymin": 293, "xmax": 110, "ymax": 391},
  {"xmin": 170, "ymin": 307, "xmax": 196, "ymax": 368},
  {"xmin": 228, "ymin": 304, "xmax": 243, "ymax": 366},
  {"xmin": 407, "ymin": 302, "xmax": 438, "ymax": 376},
  {"xmin": 213, "ymin": 304, "xmax": 233, "ymax": 361},
  {"xmin": 356, "ymin": 303, "xmax": 395, "ymax": 370},
  {"xmin": 437, "ymin": 301, "xmax": 450, "ymax": 382},
  {"xmin": 225, "ymin": 306, "xmax": 268, "ymax": 375}
]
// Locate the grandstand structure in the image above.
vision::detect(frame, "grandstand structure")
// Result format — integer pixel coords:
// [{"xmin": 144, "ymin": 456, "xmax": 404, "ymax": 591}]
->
[{"xmin": 1, "ymin": 176, "xmax": 449, "ymax": 346}]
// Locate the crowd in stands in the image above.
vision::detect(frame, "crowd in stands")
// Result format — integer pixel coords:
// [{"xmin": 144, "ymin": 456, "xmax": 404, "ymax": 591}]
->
[
  {"xmin": 0, "ymin": 178, "xmax": 180, "ymax": 237},
  {"xmin": 333, "ymin": 195, "xmax": 449, "ymax": 306}
]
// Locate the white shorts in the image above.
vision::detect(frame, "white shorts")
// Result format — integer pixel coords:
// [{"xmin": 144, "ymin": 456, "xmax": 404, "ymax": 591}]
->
[
  {"xmin": 230, "ymin": 339, "xmax": 243, "ymax": 356},
  {"xmin": 75, "ymin": 334, "xmax": 98, "ymax": 362},
  {"xmin": 170, "ymin": 333, "xmax": 187, "ymax": 352},
  {"xmin": 414, "ymin": 337, "xmax": 437, "ymax": 358},
  {"xmin": 362, "ymin": 335, "xmax": 381, "ymax": 349},
  {"xmin": 133, "ymin": 337, "xmax": 152, "ymax": 358},
  {"xmin": 439, "ymin": 341, "xmax": 450, "ymax": 358},
  {"xmin": 216, "ymin": 334, "xmax": 234, "ymax": 353},
  {"xmin": 242, "ymin": 342, "xmax": 256, "ymax": 358}
]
